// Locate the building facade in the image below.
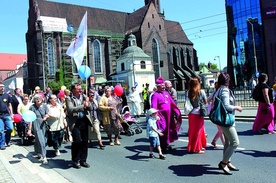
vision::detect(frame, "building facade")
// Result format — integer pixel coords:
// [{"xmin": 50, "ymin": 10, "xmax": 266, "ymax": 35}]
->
[
  {"xmin": 26, "ymin": 0, "xmax": 198, "ymax": 93},
  {"xmin": 226, "ymin": 0, "xmax": 276, "ymax": 87}
]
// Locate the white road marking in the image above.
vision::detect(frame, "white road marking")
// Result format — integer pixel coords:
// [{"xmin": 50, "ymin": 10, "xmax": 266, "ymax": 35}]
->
[{"xmin": 177, "ymin": 138, "xmax": 245, "ymax": 150}]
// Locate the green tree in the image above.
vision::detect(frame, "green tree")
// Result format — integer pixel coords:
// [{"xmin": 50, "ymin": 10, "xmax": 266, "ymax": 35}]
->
[{"xmin": 200, "ymin": 62, "xmax": 219, "ymax": 71}]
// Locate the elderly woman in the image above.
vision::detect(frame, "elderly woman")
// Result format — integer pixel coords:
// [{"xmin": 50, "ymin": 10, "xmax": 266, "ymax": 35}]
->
[
  {"xmin": 214, "ymin": 72, "xmax": 242, "ymax": 175},
  {"xmin": 47, "ymin": 94, "xmax": 67, "ymax": 156},
  {"xmin": 27, "ymin": 94, "xmax": 49, "ymax": 165},
  {"xmin": 99, "ymin": 86, "xmax": 123, "ymax": 146}
]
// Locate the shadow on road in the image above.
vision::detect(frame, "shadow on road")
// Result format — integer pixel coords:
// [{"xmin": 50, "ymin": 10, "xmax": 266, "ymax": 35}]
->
[
  {"xmin": 168, "ymin": 164, "xmax": 222, "ymax": 176},
  {"xmin": 236, "ymin": 150, "xmax": 276, "ymax": 157}
]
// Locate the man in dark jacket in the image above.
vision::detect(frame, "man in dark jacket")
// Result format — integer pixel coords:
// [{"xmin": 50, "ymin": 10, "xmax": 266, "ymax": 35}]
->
[{"xmin": 65, "ymin": 83, "xmax": 93, "ymax": 169}]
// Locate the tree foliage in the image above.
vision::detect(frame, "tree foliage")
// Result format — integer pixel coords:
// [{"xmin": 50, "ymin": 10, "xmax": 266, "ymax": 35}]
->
[{"xmin": 199, "ymin": 62, "xmax": 219, "ymax": 71}]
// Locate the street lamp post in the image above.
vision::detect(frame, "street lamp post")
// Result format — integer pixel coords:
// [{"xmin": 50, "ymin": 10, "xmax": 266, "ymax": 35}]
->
[
  {"xmin": 214, "ymin": 56, "xmax": 221, "ymax": 71},
  {"xmin": 247, "ymin": 18, "xmax": 258, "ymax": 76}
]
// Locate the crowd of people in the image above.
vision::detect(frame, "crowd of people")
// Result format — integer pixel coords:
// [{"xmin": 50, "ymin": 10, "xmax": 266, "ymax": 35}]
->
[{"xmin": 0, "ymin": 71, "xmax": 275, "ymax": 173}]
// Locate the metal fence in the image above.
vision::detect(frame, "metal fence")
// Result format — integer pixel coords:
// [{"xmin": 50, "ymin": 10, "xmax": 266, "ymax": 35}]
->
[{"xmin": 177, "ymin": 88, "xmax": 258, "ymax": 108}]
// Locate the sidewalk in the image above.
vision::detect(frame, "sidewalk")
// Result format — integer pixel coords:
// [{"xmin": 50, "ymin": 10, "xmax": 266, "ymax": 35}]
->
[{"xmin": 0, "ymin": 137, "xmax": 70, "ymax": 183}]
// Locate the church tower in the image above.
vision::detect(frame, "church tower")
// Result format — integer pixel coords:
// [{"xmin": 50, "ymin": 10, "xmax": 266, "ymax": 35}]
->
[{"xmin": 144, "ymin": 0, "xmax": 161, "ymax": 14}]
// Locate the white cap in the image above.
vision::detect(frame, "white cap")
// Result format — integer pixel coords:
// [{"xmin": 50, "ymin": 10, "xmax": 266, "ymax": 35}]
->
[{"xmin": 148, "ymin": 108, "xmax": 158, "ymax": 115}]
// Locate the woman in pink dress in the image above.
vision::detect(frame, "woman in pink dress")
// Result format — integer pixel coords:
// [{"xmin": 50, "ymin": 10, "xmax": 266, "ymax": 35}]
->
[{"xmin": 253, "ymin": 73, "xmax": 275, "ymax": 134}]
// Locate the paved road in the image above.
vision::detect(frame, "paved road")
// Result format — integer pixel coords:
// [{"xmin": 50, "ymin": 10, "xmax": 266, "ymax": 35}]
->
[
  {"xmin": 1, "ymin": 115, "xmax": 275, "ymax": 183},
  {"xmin": 25, "ymin": 117, "xmax": 276, "ymax": 182}
]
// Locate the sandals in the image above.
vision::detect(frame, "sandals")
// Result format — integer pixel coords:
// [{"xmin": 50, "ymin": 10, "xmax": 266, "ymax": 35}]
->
[{"xmin": 110, "ymin": 142, "xmax": 114, "ymax": 146}]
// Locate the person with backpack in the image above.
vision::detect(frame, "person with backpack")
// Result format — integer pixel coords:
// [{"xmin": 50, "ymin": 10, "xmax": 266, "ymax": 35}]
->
[{"xmin": 252, "ymin": 73, "xmax": 276, "ymax": 134}]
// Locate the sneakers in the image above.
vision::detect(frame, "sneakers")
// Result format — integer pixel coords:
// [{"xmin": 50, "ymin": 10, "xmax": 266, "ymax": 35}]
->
[
  {"xmin": 55, "ymin": 150, "xmax": 61, "ymax": 156},
  {"xmin": 114, "ymin": 141, "xmax": 121, "ymax": 146},
  {"xmin": 159, "ymin": 154, "xmax": 166, "ymax": 160},
  {"xmin": 42, "ymin": 157, "xmax": 48, "ymax": 165}
]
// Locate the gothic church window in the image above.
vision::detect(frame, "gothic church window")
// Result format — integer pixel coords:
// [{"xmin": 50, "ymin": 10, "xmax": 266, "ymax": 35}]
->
[
  {"xmin": 152, "ymin": 38, "xmax": 160, "ymax": 77},
  {"xmin": 93, "ymin": 39, "xmax": 102, "ymax": 73},
  {"xmin": 47, "ymin": 38, "xmax": 55, "ymax": 75}
]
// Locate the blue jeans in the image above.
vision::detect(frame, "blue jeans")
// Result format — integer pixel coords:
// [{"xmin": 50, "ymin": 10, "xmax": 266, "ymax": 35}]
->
[{"xmin": 0, "ymin": 115, "xmax": 13, "ymax": 148}]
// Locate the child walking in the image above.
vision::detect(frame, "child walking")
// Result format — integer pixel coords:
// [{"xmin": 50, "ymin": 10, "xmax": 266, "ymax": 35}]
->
[{"xmin": 146, "ymin": 108, "xmax": 166, "ymax": 159}]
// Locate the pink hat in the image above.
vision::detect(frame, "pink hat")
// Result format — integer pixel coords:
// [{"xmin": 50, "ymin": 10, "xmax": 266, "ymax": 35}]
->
[{"xmin": 156, "ymin": 76, "xmax": 165, "ymax": 85}]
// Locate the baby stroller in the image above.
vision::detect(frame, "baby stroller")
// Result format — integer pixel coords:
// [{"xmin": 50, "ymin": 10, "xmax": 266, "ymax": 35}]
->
[
  {"xmin": 121, "ymin": 106, "xmax": 143, "ymax": 136},
  {"xmin": 21, "ymin": 120, "xmax": 35, "ymax": 146}
]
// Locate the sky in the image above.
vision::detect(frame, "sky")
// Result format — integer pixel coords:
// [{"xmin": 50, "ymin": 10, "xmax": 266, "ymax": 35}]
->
[{"xmin": 0, "ymin": 0, "xmax": 227, "ymax": 69}]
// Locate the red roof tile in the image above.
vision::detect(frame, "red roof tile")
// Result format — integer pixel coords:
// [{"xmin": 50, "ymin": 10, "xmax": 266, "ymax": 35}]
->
[{"xmin": 0, "ymin": 53, "xmax": 27, "ymax": 70}]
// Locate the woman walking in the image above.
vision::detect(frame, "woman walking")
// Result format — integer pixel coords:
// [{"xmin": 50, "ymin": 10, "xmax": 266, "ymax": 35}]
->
[
  {"xmin": 27, "ymin": 94, "xmax": 49, "ymax": 165},
  {"xmin": 186, "ymin": 78, "xmax": 207, "ymax": 154},
  {"xmin": 47, "ymin": 94, "xmax": 67, "ymax": 156},
  {"xmin": 99, "ymin": 86, "xmax": 123, "ymax": 146},
  {"xmin": 253, "ymin": 73, "xmax": 275, "ymax": 134},
  {"xmin": 214, "ymin": 72, "xmax": 242, "ymax": 175}
]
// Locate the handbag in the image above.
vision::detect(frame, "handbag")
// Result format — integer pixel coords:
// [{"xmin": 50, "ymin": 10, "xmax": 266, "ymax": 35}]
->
[
  {"xmin": 209, "ymin": 88, "xmax": 234, "ymax": 127},
  {"xmin": 199, "ymin": 102, "xmax": 208, "ymax": 117},
  {"xmin": 184, "ymin": 91, "xmax": 193, "ymax": 115},
  {"xmin": 199, "ymin": 90, "xmax": 208, "ymax": 117},
  {"xmin": 46, "ymin": 123, "xmax": 54, "ymax": 147}
]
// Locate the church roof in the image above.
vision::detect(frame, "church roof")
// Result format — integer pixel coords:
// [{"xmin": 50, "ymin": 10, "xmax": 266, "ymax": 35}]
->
[
  {"xmin": 164, "ymin": 20, "xmax": 193, "ymax": 45},
  {"xmin": 36, "ymin": 0, "xmax": 127, "ymax": 35},
  {"xmin": 125, "ymin": 4, "xmax": 149, "ymax": 33},
  {"xmin": 118, "ymin": 46, "xmax": 151, "ymax": 60},
  {"xmin": 36, "ymin": 0, "xmax": 191, "ymax": 45}
]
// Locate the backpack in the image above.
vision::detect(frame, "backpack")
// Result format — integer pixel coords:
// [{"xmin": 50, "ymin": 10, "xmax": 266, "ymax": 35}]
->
[{"xmin": 252, "ymin": 84, "xmax": 260, "ymax": 101}]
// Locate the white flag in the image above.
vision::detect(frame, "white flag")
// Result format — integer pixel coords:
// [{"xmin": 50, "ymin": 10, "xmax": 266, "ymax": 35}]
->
[
  {"xmin": 8, "ymin": 80, "xmax": 15, "ymax": 90},
  {"xmin": 66, "ymin": 12, "xmax": 87, "ymax": 70}
]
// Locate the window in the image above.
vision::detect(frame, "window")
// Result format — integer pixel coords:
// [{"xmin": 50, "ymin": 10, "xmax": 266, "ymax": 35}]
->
[
  {"xmin": 152, "ymin": 38, "xmax": 160, "ymax": 77},
  {"xmin": 93, "ymin": 40, "xmax": 102, "ymax": 73},
  {"xmin": 121, "ymin": 63, "xmax": 125, "ymax": 71},
  {"xmin": 148, "ymin": 22, "xmax": 150, "ymax": 28},
  {"xmin": 160, "ymin": 60, "xmax": 163, "ymax": 67},
  {"xmin": 140, "ymin": 61, "xmax": 146, "ymax": 69},
  {"xmin": 47, "ymin": 38, "xmax": 55, "ymax": 75}
]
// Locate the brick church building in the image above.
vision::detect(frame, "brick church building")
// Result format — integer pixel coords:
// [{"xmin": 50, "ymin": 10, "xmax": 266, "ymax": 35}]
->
[{"xmin": 25, "ymin": 0, "xmax": 198, "ymax": 92}]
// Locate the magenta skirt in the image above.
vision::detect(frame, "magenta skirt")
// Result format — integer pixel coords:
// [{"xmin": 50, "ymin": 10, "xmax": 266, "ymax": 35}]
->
[{"xmin": 253, "ymin": 102, "xmax": 275, "ymax": 132}]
